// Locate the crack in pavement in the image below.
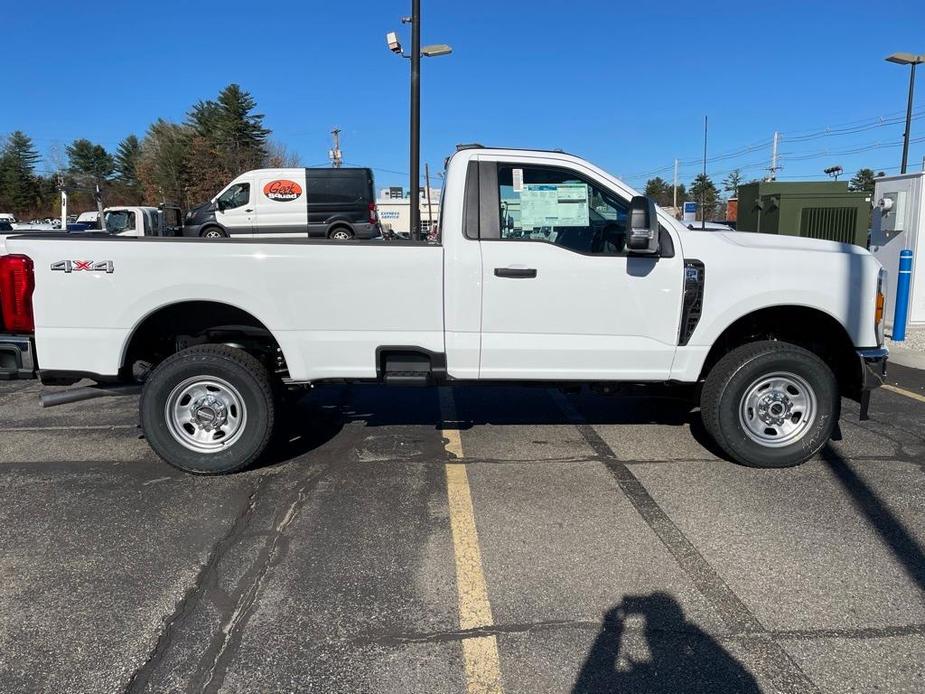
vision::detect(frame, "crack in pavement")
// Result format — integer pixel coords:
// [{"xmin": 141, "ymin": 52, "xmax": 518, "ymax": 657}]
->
[
  {"xmin": 350, "ymin": 618, "xmax": 925, "ymax": 648},
  {"xmin": 194, "ymin": 468, "xmax": 328, "ymax": 694},
  {"xmin": 124, "ymin": 473, "xmax": 270, "ymax": 693}
]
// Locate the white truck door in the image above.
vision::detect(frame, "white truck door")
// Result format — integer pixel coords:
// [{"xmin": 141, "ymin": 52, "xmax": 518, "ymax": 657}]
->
[
  {"xmin": 215, "ymin": 177, "xmax": 255, "ymax": 237},
  {"xmin": 477, "ymin": 158, "xmax": 683, "ymax": 380},
  {"xmin": 256, "ymin": 170, "xmax": 308, "ymax": 237}
]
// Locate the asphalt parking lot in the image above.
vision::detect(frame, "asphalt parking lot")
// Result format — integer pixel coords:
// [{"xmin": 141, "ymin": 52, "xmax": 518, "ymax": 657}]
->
[{"xmin": 1, "ymin": 367, "xmax": 923, "ymax": 693}]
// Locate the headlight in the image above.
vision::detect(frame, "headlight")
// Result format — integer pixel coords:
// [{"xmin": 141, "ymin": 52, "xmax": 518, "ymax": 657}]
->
[{"xmin": 876, "ymin": 267, "xmax": 887, "ymax": 346}]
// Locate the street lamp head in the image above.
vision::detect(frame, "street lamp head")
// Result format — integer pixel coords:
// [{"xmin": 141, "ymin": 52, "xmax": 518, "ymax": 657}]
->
[
  {"xmin": 886, "ymin": 52, "xmax": 925, "ymax": 65},
  {"xmin": 386, "ymin": 31, "xmax": 403, "ymax": 54},
  {"xmin": 422, "ymin": 44, "xmax": 453, "ymax": 57}
]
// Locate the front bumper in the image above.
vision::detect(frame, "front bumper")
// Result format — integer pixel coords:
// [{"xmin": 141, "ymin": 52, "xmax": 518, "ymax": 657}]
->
[
  {"xmin": 0, "ymin": 334, "xmax": 37, "ymax": 380},
  {"xmin": 857, "ymin": 347, "xmax": 888, "ymax": 420}
]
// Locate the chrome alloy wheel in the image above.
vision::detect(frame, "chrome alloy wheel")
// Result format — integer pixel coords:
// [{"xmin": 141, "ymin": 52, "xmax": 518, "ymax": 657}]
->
[
  {"xmin": 738, "ymin": 371, "xmax": 817, "ymax": 448},
  {"xmin": 203, "ymin": 229, "xmax": 224, "ymax": 238},
  {"xmin": 165, "ymin": 377, "xmax": 247, "ymax": 453},
  {"xmin": 330, "ymin": 229, "xmax": 352, "ymax": 240}
]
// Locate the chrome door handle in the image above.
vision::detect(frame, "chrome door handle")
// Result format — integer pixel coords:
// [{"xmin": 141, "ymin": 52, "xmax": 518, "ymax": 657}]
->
[{"xmin": 494, "ymin": 267, "xmax": 537, "ymax": 278}]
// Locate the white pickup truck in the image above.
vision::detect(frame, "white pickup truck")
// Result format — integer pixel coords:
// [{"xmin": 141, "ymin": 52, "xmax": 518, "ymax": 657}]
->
[{"xmin": 0, "ymin": 146, "xmax": 888, "ymax": 474}]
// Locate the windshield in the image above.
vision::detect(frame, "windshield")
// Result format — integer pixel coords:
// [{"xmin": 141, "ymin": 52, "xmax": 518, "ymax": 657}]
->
[{"xmin": 104, "ymin": 210, "xmax": 135, "ymax": 233}]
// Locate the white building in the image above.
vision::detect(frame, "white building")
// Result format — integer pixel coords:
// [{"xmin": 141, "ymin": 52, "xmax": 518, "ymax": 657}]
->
[{"xmin": 377, "ymin": 186, "xmax": 441, "ymax": 237}]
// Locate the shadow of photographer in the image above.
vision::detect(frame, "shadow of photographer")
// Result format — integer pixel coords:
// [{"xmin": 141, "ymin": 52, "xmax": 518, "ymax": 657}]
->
[{"xmin": 573, "ymin": 592, "xmax": 760, "ymax": 694}]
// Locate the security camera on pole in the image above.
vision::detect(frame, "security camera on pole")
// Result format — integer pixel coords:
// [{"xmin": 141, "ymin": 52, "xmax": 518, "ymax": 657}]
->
[{"xmin": 386, "ymin": 2, "xmax": 452, "ymax": 241}]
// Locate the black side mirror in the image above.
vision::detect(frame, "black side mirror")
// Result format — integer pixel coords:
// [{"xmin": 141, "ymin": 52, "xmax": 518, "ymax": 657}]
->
[{"xmin": 627, "ymin": 195, "xmax": 660, "ymax": 254}]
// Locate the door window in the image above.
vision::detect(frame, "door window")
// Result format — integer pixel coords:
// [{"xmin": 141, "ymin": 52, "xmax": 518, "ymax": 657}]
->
[
  {"xmin": 218, "ymin": 183, "xmax": 250, "ymax": 210},
  {"xmin": 498, "ymin": 166, "xmax": 628, "ymax": 255}
]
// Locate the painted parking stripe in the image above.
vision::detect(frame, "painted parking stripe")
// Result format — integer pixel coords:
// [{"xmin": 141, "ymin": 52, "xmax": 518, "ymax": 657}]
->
[
  {"xmin": 883, "ymin": 384, "xmax": 925, "ymax": 404},
  {"xmin": 439, "ymin": 388, "xmax": 503, "ymax": 694}
]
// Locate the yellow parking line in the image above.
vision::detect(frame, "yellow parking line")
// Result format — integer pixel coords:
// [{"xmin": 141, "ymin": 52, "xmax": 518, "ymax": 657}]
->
[
  {"xmin": 440, "ymin": 389, "xmax": 504, "ymax": 694},
  {"xmin": 883, "ymin": 384, "xmax": 925, "ymax": 404}
]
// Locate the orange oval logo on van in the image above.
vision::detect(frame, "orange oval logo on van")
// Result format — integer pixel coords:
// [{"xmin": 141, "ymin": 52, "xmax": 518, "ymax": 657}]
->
[{"xmin": 263, "ymin": 179, "xmax": 303, "ymax": 202}]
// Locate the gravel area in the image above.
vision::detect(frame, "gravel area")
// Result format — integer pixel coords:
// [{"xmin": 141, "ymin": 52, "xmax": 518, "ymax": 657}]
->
[{"xmin": 886, "ymin": 325, "xmax": 925, "ymax": 353}]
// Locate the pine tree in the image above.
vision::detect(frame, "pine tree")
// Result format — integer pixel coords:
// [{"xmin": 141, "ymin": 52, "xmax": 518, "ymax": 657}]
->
[
  {"xmin": 690, "ymin": 173, "xmax": 721, "ymax": 221},
  {"xmin": 644, "ymin": 177, "xmax": 671, "ymax": 207},
  {"xmin": 66, "ymin": 139, "xmax": 114, "ymax": 181},
  {"xmin": 114, "ymin": 135, "xmax": 141, "ymax": 187},
  {"xmin": 644, "ymin": 176, "xmax": 686, "ymax": 208},
  {"xmin": 848, "ymin": 168, "xmax": 884, "ymax": 195},
  {"xmin": 186, "ymin": 83, "xmax": 269, "ymax": 184},
  {"xmin": 721, "ymin": 169, "xmax": 742, "ymax": 197},
  {"xmin": 0, "ymin": 131, "xmax": 41, "ymax": 214},
  {"xmin": 136, "ymin": 119, "xmax": 192, "ymax": 207}
]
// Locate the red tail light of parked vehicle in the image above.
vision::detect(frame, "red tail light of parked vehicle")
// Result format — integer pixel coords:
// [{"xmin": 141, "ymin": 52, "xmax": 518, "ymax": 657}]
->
[
  {"xmin": 368, "ymin": 203, "xmax": 378, "ymax": 225},
  {"xmin": 0, "ymin": 255, "xmax": 35, "ymax": 333}
]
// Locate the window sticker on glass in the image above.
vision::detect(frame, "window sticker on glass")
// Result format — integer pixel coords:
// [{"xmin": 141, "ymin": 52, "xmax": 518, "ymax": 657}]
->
[
  {"xmin": 520, "ymin": 183, "xmax": 589, "ymax": 228},
  {"xmin": 512, "ymin": 168, "xmax": 524, "ymax": 193}
]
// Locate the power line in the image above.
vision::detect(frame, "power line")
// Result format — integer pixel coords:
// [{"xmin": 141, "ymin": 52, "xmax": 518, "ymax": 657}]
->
[{"xmin": 624, "ymin": 104, "xmax": 925, "ymax": 183}]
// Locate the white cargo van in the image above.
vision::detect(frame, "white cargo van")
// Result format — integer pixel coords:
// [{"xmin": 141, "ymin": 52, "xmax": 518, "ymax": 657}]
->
[{"xmin": 183, "ymin": 167, "xmax": 381, "ymax": 240}]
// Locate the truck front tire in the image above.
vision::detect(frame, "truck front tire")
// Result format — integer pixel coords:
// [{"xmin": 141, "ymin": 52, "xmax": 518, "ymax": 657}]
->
[
  {"xmin": 200, "ymin": 227, "xmax": 227, "ymax": 239},
  {"xmin": 140, "ymin": 345, "xmax": 276, "ymax": 474},
  {"xmin": 700, "ymin": 341, "xmax": 838, "ymax": 468}
]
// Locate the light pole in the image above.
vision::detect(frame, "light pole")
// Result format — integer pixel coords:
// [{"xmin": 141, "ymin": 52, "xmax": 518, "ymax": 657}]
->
[
  {"xmin": 387, "ymin": 3, "xmax": 452, "ymax": 240},
  {"xmin": 885, "ymin": 52, "xmax": 925, "ymax": 174}
]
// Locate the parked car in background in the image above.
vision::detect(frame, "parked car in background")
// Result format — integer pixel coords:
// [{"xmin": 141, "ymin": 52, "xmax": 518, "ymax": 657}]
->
[
  {"xmin": 97, "ymin": 206, "xmax": 183, "ymax": 237},
  {"xmin": 183, "ymin": 167, "xmax": 381, "ymax": 240},
  {"xmin": 0, "ymin": 213, "xmax": 17, "ymax": 224},
  {"xmin": 70, "ymin": 211, "xmax": 101, "ymax": 231}
]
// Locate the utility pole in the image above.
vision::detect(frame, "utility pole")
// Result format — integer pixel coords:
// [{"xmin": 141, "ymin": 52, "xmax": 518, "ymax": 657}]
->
[
  {"xmin": 673, "ymin": 158, "xmax": 679, "ymax": 210},
  {"xmin": 901, "ymin": 62, "xmax": 916, "ymax": 173},
  {"xmin": 768, "ymin": 131, "xmax": 780, "ymax": 181},
  {"xmin": 409, "ymin": 0, "xmax": 421, "ymax": 240},
  {"xmin": 885, "ymin": 53, "xmax": 924, "ymax": 174},
  {"xmin": 329, "ymin": 128, "xmax": 343, "ymax": 168}
]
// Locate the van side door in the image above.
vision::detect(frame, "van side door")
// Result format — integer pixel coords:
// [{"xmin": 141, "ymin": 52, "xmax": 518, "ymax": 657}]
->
[
  {"xmin": 255, "ymin": 172, "xmax": 308, "ymax": 238},
  {"xmin": 476, "ymin": 156, "xmax": 684, "ymax": 380},
  {"xmin": 215, "ymin": 180, "xmax": 255, "ymax": 237}
]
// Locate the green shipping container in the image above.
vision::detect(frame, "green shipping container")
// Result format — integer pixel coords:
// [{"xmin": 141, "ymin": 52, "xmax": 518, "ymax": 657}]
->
[{"xmin": 736, "ymin": 181, "xmax": 871, "ymax": 247}]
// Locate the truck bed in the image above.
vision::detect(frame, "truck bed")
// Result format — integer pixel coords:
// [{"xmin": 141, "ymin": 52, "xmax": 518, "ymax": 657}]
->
[{"xmin": 4, "ymin": 234, "xmax": 444, "ymax": 381}]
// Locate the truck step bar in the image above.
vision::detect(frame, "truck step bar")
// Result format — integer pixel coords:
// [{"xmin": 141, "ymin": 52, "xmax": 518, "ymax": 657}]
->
[{"xmin": 380, "ymin": 350, "xmax": 438, "ymax": 386}]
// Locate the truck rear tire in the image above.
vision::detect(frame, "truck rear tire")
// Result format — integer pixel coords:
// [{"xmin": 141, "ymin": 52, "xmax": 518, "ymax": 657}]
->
[
  {"xmin": 328, "ymin": 226, "xmax": 354, "ymax": 240},
  {"xmin": 140, "ymin": 345, "xmax": 275, "ymax": 474},
  {"xmin": 700, "ymin": 340, "xmax": 838, "ymax": 468}
]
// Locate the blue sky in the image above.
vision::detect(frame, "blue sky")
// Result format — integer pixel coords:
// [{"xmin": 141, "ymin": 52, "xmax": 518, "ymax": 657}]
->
[{"xmin": 3, "ymin": 0, "xmax": 925, "ymax": 192}]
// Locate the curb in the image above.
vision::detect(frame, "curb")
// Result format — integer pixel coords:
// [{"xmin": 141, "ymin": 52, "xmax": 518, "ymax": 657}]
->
[{"xmin": 886, "ymin": 345, "xmax": 925, "ymax": 370}]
